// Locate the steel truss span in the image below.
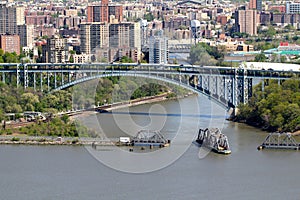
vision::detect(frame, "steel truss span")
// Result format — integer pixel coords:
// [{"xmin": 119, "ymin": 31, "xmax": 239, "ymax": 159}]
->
[{"xmin": 0, "ymin": 63, "xmax": 299, "ymax": 109}]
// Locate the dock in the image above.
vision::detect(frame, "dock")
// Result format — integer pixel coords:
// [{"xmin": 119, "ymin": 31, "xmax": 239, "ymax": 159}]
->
[{"xmin": 258, "ymin": 132, "xmax": 300, "ymax": 150}]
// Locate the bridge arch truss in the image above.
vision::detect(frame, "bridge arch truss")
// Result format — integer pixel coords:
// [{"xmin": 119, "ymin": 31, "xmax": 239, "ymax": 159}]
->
[{"xmin": 0, "ymin": 63, "xmax": 299, "ymax": 109}]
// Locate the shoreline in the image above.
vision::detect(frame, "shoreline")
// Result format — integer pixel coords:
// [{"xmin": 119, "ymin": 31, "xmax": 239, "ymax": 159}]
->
[
  {"xmin": 96, "ymin": 92, "xmax": 195, "ymax": 111},
  {"xmin": 69, "ymin": 92, "xmax": 196, "ymax": 119},
  {"xmin": 1, "ymin": 92, "xmax": 196, "ymax": 145},
  {"xmin": 0, "ymin": 136, "xmax": 117, "ymax": 146},
  {"xmin": 229, "ymin": 119, "xmax": 300, "ymax": 136}
]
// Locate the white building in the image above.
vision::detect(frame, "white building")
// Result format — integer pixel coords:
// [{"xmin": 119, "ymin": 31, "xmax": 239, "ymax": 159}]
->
[
  {"xmin": 242, "ymin": 62, "xmax": 300, "ymax": 71},
  {"xmin": 149, "ymin": 36, "xmax": 169, "ymax": 64},
  {"xmin": 286, "ymin": 1, "xmax": 300, "ymax": 14},
  {"xmin": 42, "ymin": 35, "xmax": 69, "ymax": 63},
  {"xmin": 149, "ymin": 30, "xmax": 169, "ymax": 64}
]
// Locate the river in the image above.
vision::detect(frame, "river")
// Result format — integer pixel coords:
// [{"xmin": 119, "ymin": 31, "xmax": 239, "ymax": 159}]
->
[{"xmin": 0, "ymin": 95, "xmax": 299, "ymax": 199}]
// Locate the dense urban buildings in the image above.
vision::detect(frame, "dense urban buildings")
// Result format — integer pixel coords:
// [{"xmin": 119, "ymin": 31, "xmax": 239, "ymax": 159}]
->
[{"xmin": 0, "ymin": 0, "xmax": 300, "ymax": 63}]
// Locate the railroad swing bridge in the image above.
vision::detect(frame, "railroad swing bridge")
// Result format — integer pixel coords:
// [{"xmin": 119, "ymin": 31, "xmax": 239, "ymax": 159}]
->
[
  {"xmin": 197, "ymin": 128, "xmax": 230, "ymax": 150},
  {"xmin": 0, "ymin": 63, "xmax": 299, "ymax": 109},
  {"xmin": 132, "ymin": 130, "xmax": 170, "ymax": 147},
  {"xmin": 258, "ymin": 132, "xmax": 300, "ymax": 150}
]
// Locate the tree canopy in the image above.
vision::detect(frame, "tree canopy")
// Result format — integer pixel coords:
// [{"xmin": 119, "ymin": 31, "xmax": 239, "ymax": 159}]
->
[
  {"xmin": 189, "ymin": 43, "xmax": 221, "ymax": 65},
  {"xmin": 0, "ymin": 50, "xmax": 22, "ymax": 63},
  {"xmin": 236, "ymin": 79, "xmax": 300, "ymax": 132},
  {"xmin": 254, "ymin": 53, "xmax": 267, "ymax": 62}
]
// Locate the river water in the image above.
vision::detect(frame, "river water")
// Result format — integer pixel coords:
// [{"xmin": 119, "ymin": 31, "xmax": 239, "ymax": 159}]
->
[{"xmin": 0, "ymin": 95, "xmax": 299, "ymax": 199}]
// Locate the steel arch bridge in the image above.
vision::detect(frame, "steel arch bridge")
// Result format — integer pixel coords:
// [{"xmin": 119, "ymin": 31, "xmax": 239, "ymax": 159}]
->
[{"xmin": 0, "ymin": 63, "xmax": 299, "ymax": 109}]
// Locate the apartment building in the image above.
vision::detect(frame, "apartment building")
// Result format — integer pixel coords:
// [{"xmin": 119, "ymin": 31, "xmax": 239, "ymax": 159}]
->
[
  {"xmin": 0, "ymin": 2, "xmax": 17, "ymax": 34},
  {"xmin": 42, "ymin": 35, "xmax": 68, "ymax": 63},
  {"xmin": 0, "ymin": 34, "xmax": 20, "ymax": 54},
  {"xmin": 87, "ymin": 0, "xmax": 123, "ymax": 23},
  {"xmin": 149, "ymin": 30, "xmax": 168, "ymax": 64},
  {"xmin": 235, "ymin": 9, "xmax": 258, "ymax": 35},
  {"xmin": 79, "ymin": 22, "xmax": 109, "ymax": 54}
]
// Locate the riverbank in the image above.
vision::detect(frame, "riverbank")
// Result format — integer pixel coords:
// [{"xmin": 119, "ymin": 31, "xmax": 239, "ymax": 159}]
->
[
  {"xmin": 69, "ymin": 92, "xmax": 196, "ymax": 119},
  {"xmin": 230, "ymin": 119, "xmax": 300, "ymax": 136},
  {"xmin": 96, "ymin": 92, "xmax": 195, "ymax": 112},
  {"xmin": 1, "ymin": 92, "xmax": 196, "ymax": 144},
  {"xmin": 0, "ymin": 136, "xmax": 117, "ymax": 146}
]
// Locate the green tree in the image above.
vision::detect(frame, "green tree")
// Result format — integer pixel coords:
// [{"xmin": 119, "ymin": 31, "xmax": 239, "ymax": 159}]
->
[
  {"xmin": 144, "ymin": 13, "xmax": 154, "ymax": 21},
  {"xmin": 236, "ymin": 78, "xmax": 300, "ymax": 132},
  {"xmin": 20, "ymin": 93, "xmax": 40, "ymax": 111},
  {"xmin": 0, "ymin": 108, "xmax": 4, "ymax": 122},
  {"xmin": 120, "ymin": 56, "xmax": 134, "ymax": 63},
  {"xmin": 280, "ymin": 55, "xmax": 287, "ymax": 63},
  {"xmin": 254, "ymin": 53, "xmax": 267, "ymax": 62},
  {"xmin": 189, "ymin": 43, "xmax": 217, "ymax": 65},
  {"xmin": 265, "ymin": 26, "xmax": 276, "ymax": 38},
  {"xmin": 3, "ymin": 52, "xmax": 19, "ymax": 63},
  {"xmin": 69, "ymin": 55, "xmax": 74, "ymax": 63}
]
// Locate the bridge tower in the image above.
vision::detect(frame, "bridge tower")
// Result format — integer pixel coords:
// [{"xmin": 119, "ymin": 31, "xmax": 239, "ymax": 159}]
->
[{"xmin": 235, "ymin": 68, "xmax": 252, "ymax": 106}]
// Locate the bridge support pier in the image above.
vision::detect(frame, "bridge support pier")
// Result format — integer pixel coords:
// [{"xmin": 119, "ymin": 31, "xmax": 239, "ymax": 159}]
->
[
  {"xmin": 40, "ymin": 73, "xmax": 43, "ymax": 92},
  {"xmin": 33, "ymin": 73, "xmax": 36, "ymax": 91},
  {"xmin": 1, "ymin": 71, "xmax": 5, "ymax": 84}
]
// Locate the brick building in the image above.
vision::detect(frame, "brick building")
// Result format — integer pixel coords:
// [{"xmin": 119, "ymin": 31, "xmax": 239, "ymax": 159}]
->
[
  {"xmin": 0, "ymin": 34, "xmax": 20, "ymax": 55},
  {"xmin": 87, "ymin": 0, "xmax": 123, "ymax": 23}
]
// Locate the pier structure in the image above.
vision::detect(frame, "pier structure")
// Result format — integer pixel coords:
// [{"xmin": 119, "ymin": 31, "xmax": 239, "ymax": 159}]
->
[
  {"xmin": 258, "ymin": 132, "xmax": 300, "ymax": 150},
  {"xmin": 197, "ymin": 128, "xmax": 230, "ymax": 151}
]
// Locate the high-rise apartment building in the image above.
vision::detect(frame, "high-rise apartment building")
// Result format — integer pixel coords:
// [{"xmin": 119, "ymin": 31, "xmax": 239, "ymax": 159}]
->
[
  {"xmin": 109, "ymin": 22, "xmax": 141, "ymax": 60},
  {"xmin": 17, "ymin": 24, "xmax": 35, "ymax": 48},
  {"xmin": 0, "ymin": 2, "xmax": 17, "ymax": 34},
  {"xmin": 249, "ymin": 0, "xmax": 256, "ymax": 10},
  {"xmin": 108, "ymin": 5, "xmax": 123, "ymax": 22},
  {"xmin": 87, "ymin": 1, "xmax": 123, "ymax": 23},
  {"xmin": 249, "ymin": 0, "xmax": 262, "ymax": 11},
  {"xmin": 79, "ymin": 21, "xmax": 141, "ymax": 62},
  {"xmin": 79, "ymin": 22, "xmax": 109, "ymax": 54},
  {"xmin": 16, "ymin": 6, "xmax": 25, "ymax": 25},
  {"xmin": 256, "ymin": 0, "xmax": 262, "ymax": 11},
  {"xmin": 149, "ymin": 31, "xmax": 169, "ymax": 64},
  {"xmin": 101, "ymin": 0, "xmax": 109, "ymax": 23},
  {"xmin": 235, "ymin": 10, "xmax": 257, "ymax": 35},
  {"xmin": 42, "ymin": 35, "xmax": 68, "ymax": 63},
  {"xmin": 0, "ymin": 34, "xmax": 20, "ymax": 54},
  {"xmin": 17, "ymin": 25, "xmax": 26, "ymax": 48}
]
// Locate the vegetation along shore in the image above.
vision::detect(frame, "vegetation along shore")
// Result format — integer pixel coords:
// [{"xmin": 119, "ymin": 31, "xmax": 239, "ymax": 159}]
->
[
  {"xmin": 0, "ymin": 76, "xmax": 191, "ymax": 140},
  {"xmin": 234, "ymin": 79, "xmax": 300, "ymax": 133}
]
